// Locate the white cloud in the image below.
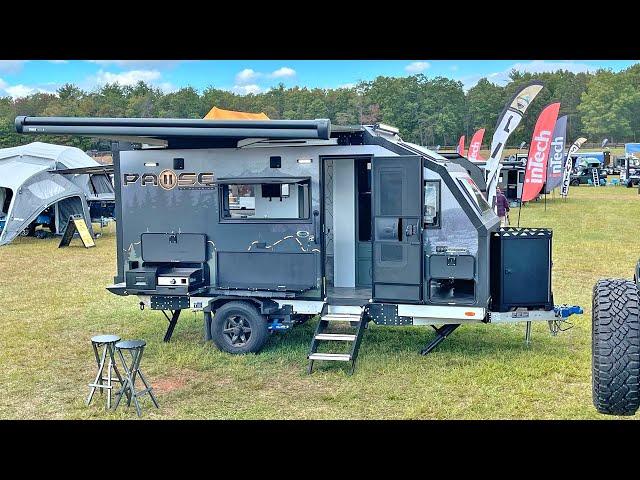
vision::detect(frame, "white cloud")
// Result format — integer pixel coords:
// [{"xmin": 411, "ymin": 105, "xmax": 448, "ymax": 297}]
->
[
  {"xmin": 2, "ymin": 83, "xmax": 56, "ymax": 98},
  {"xmin": 235, "ymin": 68, "xmax": 261, "ymax": 85},
  {"xmin": 459, "ymin": 60, "xmax": 597, "ymax": 90},
  {"xmin": 5, "ymin": 84, "xmax": 36, "ymax": 97},
  {"xmin": 270, "ymin": 67, "xmax": 296, "ymax": 79},
  {"xmin": 94, "ymin": 69, "xmax": 162, "ymax": 86},
  {"xmin": 0, "ymin": 60, "xmax": 27, "ymax": 74},
  {"xmin": 231, "ymin": 84, "xmax": 262, "ymax": 95},
  {"xmin": 87, "ymin": 60, "xmax": 181, "ymax": 69},
  {"xmin": 405, "ymin": 61, "xmax": 430, "ymax": 74},
  {"xmin": 158, "ymin": 82, "xmax": 177, "ymax": 93}
]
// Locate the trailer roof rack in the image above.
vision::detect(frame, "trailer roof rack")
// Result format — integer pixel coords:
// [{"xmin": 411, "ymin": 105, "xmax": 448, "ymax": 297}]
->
[{"xmin": 15, "ymin": 116, "xmax": 332, "ymax": 144}]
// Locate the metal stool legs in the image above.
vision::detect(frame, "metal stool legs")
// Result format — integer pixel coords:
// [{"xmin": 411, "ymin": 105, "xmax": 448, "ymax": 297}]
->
[
  {"xmin": 87, "ymin": 335, "xmax": 126, "ymax": 409},
  {"xmin": 113, "ymin": 341, "xmax": 158, "ymax": 417}
]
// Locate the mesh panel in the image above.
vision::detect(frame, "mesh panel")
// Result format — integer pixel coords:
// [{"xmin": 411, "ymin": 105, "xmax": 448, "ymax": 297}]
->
[{"xmin": 379, "ymin": 169, "xmax": 402, "ymax": 216}]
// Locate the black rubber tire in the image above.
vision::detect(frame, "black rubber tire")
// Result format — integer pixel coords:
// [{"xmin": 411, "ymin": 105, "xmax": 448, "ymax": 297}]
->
[
  {"xmin": 592, "ymin": 279, "xmax": 640, "ymax": 416},
  {"xmin": 20, "ymin": 223, "xmax": 36, "ymax": 237},
  {"xmin": 210, "ymin": 301, "xmax": 268, "ymax": 354}
]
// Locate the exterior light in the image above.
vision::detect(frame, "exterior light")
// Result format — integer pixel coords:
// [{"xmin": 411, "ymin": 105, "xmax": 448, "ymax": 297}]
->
[{"xmin": 297, "ymin": 158, "xmax": 313, "ymax": 164}]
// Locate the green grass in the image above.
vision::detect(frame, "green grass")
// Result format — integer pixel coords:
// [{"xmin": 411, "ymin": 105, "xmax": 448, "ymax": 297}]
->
[{"xmin": 1, "ymin": 186, "xmax": 639, "ymax": 419}]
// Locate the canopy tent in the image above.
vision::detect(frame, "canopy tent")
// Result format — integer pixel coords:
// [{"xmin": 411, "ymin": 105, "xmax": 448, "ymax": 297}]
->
[
  {"xmin": 203, "ymin": 106, "xmax": 269, "ymax": 120},
  {"xmin": 625, "ymin": 143, "xmax": 640, "ymax": 157},
  {"xmin": 0, "ymin": 142, "xmax": 113, "ymax": 246}
]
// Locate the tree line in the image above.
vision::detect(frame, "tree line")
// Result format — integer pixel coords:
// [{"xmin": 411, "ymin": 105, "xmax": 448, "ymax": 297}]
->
[{"xmin": 1, "ymin": 63, "xmax": 639, "ymax": 151}]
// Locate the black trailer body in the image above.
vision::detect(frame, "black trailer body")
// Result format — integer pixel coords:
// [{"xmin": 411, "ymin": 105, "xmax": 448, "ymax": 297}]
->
[{"xmin": 16, "ymin": 116, "xmax": 580, "ymax": 360}]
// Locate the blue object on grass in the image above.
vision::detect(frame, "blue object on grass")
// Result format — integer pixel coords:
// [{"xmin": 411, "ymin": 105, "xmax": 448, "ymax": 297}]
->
[{"xmin": 554, "ymin": 305, "xmax": 583, "ymax": 318}]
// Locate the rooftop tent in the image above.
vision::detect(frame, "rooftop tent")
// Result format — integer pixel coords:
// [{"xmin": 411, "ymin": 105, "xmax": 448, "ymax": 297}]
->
[
  {"xmin": 0, "ymin": 142, "xmax": 102, "ymax": 246},
  {"xmin": 204, "ymin": 106, "xmax": 269, "ymax": 120}
]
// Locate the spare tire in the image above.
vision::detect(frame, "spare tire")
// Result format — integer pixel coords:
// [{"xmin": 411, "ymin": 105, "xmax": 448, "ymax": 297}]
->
[{"xmin": 592, "ymin": 279, "xmax": 640, "ymax": 415}]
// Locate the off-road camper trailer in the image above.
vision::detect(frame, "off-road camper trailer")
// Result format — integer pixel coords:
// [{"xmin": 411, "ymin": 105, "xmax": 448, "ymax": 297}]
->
[{"xmin": 16, "ymin": 116, "xmax": 581, "ymax": 373}]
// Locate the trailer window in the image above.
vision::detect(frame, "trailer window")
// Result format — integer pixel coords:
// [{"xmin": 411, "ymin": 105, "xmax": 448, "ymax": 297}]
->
[
  {"xmin": 424, "ymin": 180, "xmax": 440, "ymax": 228},
  {"xmin": 221, "ymin": 180, "xmax": 310, "ymax": 220},
  {"xmin": 457, "ymin": 178, "xmax": 491, "ymax": 214}
]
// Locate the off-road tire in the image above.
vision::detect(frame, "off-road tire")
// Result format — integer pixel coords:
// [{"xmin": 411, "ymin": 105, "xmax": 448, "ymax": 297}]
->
[
  {"xmin": 592, "ymin": 279, "xmax": 640, "ymax": 415},
  {"xmin": 211, "ymin": 301, "xmax": 268, "ymax": 354}
]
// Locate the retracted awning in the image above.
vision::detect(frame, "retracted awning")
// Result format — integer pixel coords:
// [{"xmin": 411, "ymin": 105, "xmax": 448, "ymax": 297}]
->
[{"xmin": 15, "ymin": 116, "xmax": 331, "ymax": 143}]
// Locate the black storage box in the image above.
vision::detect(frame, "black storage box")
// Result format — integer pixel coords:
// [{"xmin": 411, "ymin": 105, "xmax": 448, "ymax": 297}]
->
[
  {"xmin": 125, "ymin": 266, "xmax": 205, "ymax": 294},
  {"xmin": 125, "ymin": 266, "xmax": 158, "ymax": 291},
  {"xmin": 490, "ymin": 227, "xmax": 553, "ymax": 312}
]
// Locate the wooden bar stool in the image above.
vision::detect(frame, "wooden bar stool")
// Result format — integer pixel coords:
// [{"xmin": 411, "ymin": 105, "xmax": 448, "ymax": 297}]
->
[
  {"xmin": 87, "ymin": 334, "xmax": 127, "ymax": 409},
  {"xmin": 113, "ymin": 340, "xmax": 159, "ymax": 417}
]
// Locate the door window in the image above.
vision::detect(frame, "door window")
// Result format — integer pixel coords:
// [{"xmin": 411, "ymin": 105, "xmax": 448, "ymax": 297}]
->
[{"xmin": 423, "ymin": 180, "xmax": 440, "ymax": 228}]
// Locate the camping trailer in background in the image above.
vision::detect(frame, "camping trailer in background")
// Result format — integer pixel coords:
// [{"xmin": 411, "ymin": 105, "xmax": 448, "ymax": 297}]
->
[
  {"xmin": 0, "ymin": 142, "xmax": 115, "ymax": 246},
  {"xmin": 15, "ymin": 116, "xmax": 582, "ymax": 373}
]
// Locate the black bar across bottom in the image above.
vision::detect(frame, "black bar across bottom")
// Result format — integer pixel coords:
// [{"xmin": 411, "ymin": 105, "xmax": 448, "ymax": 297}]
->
[
  {"xmin": 420, "ymin": 324, "xmax": 460, "ymax": 355},
  {"xmin": 162, "ymin": 310, "xmax": 182, "ymax": 342}
]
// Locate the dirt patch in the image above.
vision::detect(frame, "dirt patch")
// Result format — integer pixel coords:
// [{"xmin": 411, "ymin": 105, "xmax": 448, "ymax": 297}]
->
[{"xmin": 152, "ymin": 369, "xmax": 199, "ymax": 394}]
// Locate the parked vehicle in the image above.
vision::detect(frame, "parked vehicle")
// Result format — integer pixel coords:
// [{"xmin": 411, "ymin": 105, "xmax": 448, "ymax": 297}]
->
[
  {"xmin": 15, "ymin": 116, "xmax": 582, "ymax": 374},
  {"xmin": 569, "ymin": 161, "xmax": 608, "ymax": 186}
]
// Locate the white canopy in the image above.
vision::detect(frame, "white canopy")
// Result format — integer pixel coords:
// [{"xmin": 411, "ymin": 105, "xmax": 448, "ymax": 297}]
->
[{"xmin": 0, "ymin": 142, "xmax": 101, "ymax": 246}]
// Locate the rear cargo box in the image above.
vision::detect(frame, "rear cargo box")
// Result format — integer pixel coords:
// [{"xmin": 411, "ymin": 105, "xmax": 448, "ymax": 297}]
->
[{"xmin": 490, "ymin": 227, "xmax": 553, "ymax": 312}]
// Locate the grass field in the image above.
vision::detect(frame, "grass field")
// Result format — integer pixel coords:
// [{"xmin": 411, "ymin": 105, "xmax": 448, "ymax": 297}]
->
[{"xmin": 1, "ymin": 186, "xmax": 639, "ymax": 420}]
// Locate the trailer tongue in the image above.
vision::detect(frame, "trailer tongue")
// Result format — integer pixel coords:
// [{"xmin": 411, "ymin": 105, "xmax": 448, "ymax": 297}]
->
[{"xmin": 16, "ymin": 116, "xmax": 582, "ymax": 374}]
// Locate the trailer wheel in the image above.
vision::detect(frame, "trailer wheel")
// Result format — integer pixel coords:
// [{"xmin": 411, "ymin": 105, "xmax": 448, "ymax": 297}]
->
[
  {"xmin": 211, "ymin": 301, "xmax": 269, "ymax": 354},
  {"xmin": 592, "ymin": 279, "xmax": 640, "ymax": 416}
]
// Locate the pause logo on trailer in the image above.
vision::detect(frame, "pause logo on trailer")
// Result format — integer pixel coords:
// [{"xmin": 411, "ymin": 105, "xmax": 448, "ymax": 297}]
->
[{"xmin": 159, "ymin": 169, "xmax": 178, "ymax": 190}]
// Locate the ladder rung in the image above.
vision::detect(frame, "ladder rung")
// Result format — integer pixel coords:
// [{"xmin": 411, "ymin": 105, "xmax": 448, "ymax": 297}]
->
[
  {"xmin": 321, "ymin": 314, "xmax": 361, "ymax": 322},
  {"xmin": 315, "ymin": 333, "xmax": 357, "ymax": 341},
  {"xmin": 308, "ymin": 353, "xmax": 352, "ymax": 362}
]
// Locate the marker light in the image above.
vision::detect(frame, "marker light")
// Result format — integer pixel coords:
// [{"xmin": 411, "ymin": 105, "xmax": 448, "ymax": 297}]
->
[
  {"xmin": 297, "ymin": 158, "xmax": 313, "ymax": 164},
  {"xmin": 144, "ymin": 162, "xmax": 159, "ymax": 167}
]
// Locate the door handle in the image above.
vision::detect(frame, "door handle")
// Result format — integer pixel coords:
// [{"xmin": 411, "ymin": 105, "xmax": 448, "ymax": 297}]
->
[{"xmin": 313, "ymin": 210, "xmax": 320, "ymax": 243}]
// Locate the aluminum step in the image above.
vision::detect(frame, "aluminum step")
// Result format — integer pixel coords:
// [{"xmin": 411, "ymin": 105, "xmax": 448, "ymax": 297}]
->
[
  {"xmin": 315, "ymin": 333, "xmax": 357, "ymax": 341},
  {"xmin": 308, "ymin": 353, "xmax": 352, "ymax": 362},
  {"xmin": 321, "ymin": 313, "xmax": 362, "ymax": 322}
]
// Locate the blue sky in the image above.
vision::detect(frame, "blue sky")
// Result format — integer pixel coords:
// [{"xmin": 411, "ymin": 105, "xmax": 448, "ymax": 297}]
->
[{"xmin": 0, "ymin": 60, "xmax": 637, "ymax": 98}]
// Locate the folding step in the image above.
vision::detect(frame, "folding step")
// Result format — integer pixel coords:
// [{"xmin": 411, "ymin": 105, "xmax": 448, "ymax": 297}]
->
[
  {"xmin": 308, "ymin": 353, "xmax": 352, "ymax": 362},
  {"xmin": 314, "ymin": 333, "xmax": 357, "ymax": 341},
  {"xmin": 321, "ymin": 313, "xmax": 362, "ymax": 322},
  {"xmin": 307, "ymin": 309, "xmax": 367, "ymax": 375}
]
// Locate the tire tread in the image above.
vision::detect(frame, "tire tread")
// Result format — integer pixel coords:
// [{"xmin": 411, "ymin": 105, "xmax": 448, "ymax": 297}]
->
[{"xmin": 592, "ymin": 278, "xmax": 640, "ymax": 415}]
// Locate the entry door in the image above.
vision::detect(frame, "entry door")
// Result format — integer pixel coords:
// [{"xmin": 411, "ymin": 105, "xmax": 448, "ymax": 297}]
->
[
  {"xmin": 372, "ymin": 156, "xmax": 423, "ymax": 302},
  {"xmin": 507, "ymin": 170, "xmax": 518, "ymax": 199}
]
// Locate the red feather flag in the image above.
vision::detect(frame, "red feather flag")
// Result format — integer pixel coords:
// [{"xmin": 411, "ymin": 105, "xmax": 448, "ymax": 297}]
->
[
  {"xmin": 521, "ymin": 103, "xmax": 561, "ymax": 202},
  {"xmin": 456, "ymin": 135, "xmax": 466, "ymax": 156},
  {"xmin": 467, "ymin": 129, "xmax": 485, "ymax": 161}
]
